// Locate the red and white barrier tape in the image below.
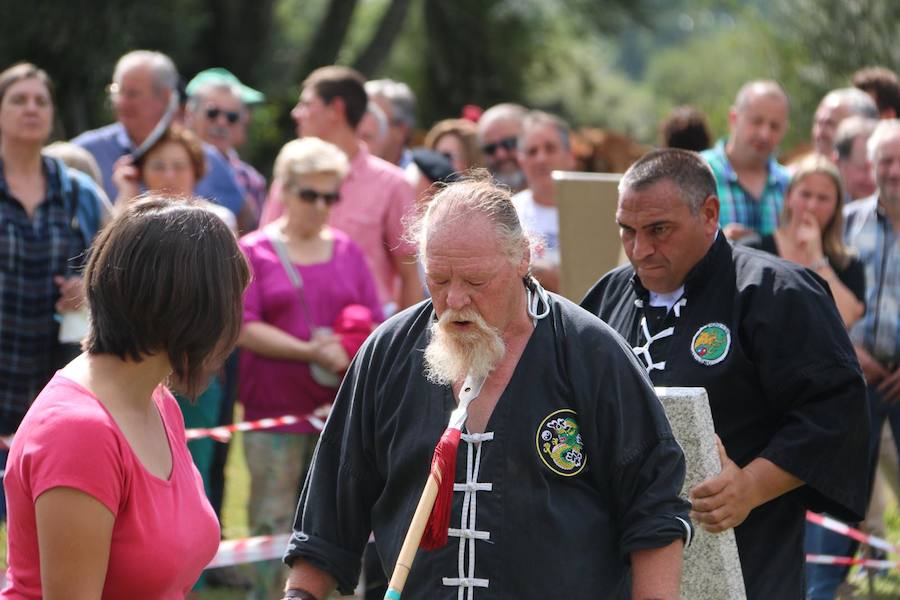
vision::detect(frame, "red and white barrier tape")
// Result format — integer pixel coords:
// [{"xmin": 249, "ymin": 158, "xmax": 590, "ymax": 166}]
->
[
  {"xmin": 186, "ymin": 412, "xmax": 326, "ymax": 442},
  {"xmin": 206, "ymin": 533, "xmax": 292, "ymax": 569},
  {"xmin": 806, "ymin": 554, "xmax": 900, "ymax": 571},
  {"xmin": 0, "ymin": 411, "xmax": 327, "ymax": 449},
  {"xmin": 805, "ymin": 511, "xmax": 900, "ymax": 555}
]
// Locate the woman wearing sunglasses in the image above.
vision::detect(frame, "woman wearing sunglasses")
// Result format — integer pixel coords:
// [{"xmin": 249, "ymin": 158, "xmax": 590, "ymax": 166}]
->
[{"xmin": 236, "ymin": 137, "xmax": 382, "ymax": 598}]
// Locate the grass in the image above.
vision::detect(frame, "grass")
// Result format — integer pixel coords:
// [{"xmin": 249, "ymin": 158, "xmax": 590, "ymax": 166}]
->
[{"xmin": 850, "ymin": 503, "xmax": 900, "ymax": 599}]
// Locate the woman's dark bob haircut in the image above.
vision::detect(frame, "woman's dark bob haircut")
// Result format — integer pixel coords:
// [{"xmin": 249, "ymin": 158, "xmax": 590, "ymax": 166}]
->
[{"xmin": 82, "ymin": 195, "xmax": 250, "ymax": 398}]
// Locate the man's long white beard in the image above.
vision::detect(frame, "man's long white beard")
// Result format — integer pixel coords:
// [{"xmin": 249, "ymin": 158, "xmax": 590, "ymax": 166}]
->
[{"xmin": 423, "ymin": 308, "xmax": 506, "ymax": 386}]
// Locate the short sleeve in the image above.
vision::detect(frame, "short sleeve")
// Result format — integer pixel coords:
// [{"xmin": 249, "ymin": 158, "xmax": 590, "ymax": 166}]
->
[
  {"xmin": 22, "ymin": 407, "xmax": 126, "ymax": 516},
  {"xmin": 602, "ymin": 349, "xmax": 691, "ymax": 556}
]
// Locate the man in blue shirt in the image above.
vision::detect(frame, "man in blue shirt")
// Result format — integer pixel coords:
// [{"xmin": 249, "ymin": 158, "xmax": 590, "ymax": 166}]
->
[
  {"xmin": 71, "ymin": 51, "xmax": 248, "ymax": 227},
  {"xmin": 700, "ymin": 80, "xmax": 791, "ymax": 242}
]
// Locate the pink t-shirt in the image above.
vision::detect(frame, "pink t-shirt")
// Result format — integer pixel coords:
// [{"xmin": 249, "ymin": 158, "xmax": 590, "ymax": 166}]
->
[
  {"xmin": 2, "ymin": 374, "xmax": 220, "ymax": 600},
  {"xmin": 238, "ymin": 227, "xmax": 383, "ymax": 432},
  {"xmin": 260, "ymin": 143, "xmax": 416, "ymax": 306}
]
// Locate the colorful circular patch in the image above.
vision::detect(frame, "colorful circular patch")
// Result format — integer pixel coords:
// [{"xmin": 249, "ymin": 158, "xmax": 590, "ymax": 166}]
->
[
  {"xmin": 535, "ymin": 409, "xmax": 586, "ymax": 476},
  {"xmin": 690, "ymin": 322, "xmax": 731, "ymax": 365}
]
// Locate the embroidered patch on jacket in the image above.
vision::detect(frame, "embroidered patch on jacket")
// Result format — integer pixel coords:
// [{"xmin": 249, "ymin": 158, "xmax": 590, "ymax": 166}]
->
[
  {"xmin": 536, "ymin": 409, "xmax": 586, "ymax": 476},
  {"xmin": 690, "ymin": 322, "xmax": 731, "ymax": 365}
]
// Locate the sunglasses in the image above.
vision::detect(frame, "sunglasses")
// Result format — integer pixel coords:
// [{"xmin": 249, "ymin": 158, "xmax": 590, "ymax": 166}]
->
[
  {"xmin": 481, "ymin": 136, "xmax": 517, "ymax": 156},
  {"xmin": 205, "ymin": 107, "xmax": 241, "ymax": 124},
  {"xmin": 293, "ymin": 188, "xmax": 341, "ymax": 205}
]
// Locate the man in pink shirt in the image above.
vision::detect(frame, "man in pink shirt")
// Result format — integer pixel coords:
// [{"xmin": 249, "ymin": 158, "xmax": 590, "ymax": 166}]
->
[{"xmin": 262, "ymin": 66, "xmax": 421, "ymax": 314}]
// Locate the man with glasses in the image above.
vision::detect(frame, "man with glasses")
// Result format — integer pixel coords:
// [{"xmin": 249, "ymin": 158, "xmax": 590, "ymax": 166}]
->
[
  {"xmin": 72, "ymin": 51, "xmax": 248, "ymax": 228},
  {"xmin": 186, "ymin": 68, "xmax": 267, "ymax": 224},
  {"xmin": 477, "ymin": 103, "xmax": 527, "ymax": 193}
]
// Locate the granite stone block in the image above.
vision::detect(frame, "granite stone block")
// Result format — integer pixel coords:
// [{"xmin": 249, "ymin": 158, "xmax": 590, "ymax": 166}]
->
[{"xmin": 657, "ymin": 386, "xmax": 747, "ymax": 600}]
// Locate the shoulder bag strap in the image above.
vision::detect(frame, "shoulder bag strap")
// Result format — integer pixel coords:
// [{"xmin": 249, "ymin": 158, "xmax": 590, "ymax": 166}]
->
[{"xmin": 267, "ymin": 228, "xmax": 317, "ymax": 328}]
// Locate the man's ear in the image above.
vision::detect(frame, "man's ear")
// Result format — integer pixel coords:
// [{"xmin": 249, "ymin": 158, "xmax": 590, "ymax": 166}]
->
[
  {"xmin": 727, "ymin": 107, "xmax": 738, "ymax": 130},
  {"xmin": 518, "ymin": 242, "xmax": 531, "ymax": 278},
  {"xmin": 701, "ymin": 195, "xmax": 720, "ymax": 233},
  {"xmin": 329, "ymin": 96, "xmax": 347, "ymax": 125}
]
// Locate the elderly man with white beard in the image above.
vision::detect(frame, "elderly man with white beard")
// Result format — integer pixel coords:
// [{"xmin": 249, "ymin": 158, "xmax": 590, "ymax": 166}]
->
[{"xmin": 280, "ymin": 176, "xmax": 691, "ymax": 600}]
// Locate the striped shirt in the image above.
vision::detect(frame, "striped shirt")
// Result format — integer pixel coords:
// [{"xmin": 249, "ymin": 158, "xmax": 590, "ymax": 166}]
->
[
  {"xmin": 0, "ymin": 157, "xmax": 90, "ymax": 433},
  {"xmin": 700, "ymin": 139, "xmax": 790, "ymax": 236},
  {"xmin": 845, "ymin": 195, "xmax": 900, "ymax": 366}
]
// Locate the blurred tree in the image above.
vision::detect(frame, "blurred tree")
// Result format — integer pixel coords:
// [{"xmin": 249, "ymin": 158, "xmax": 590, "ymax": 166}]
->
[
  {"xmin": 644, "ymin": 13, "xmax": 781, "ymax": 143},
  {"xmin": 297, "ymin": 0, "xmax": 360, "ymax": 78},
  {"xmin": 195, "ymin": 0, "xmax": 277, "ymax": 86},
  {"xmin": 353, "ymin": 0, "xmax": 413, "ymax": 77},
  {"xmin": 773, "ymin": 0, "xmax": 900, "ymax": 81},
  {"xmin": 0, "ymin": 0, "xmax": 207, "ymax": 137}
]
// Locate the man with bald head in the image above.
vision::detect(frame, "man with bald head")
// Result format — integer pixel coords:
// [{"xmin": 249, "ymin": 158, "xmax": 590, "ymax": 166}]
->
[
  {"xmin": 700, "ymin": 80, "xmax": 791, "ymax": 241},
  {"xmin": 811, "ymin": 87, "xmax": 878, "ymax": 156},
  {"xmin": 477, "ymin": 103, "xmax": 528, "ymax": 192}
]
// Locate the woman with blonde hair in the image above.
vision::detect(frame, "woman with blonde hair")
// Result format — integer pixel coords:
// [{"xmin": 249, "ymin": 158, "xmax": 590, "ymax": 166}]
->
[{"xmin": 745, "ymin": 153, "xmax": 864, "ymax": 327}]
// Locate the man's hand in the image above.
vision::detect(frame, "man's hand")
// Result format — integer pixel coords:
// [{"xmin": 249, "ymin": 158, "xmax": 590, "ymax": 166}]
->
[
  {"xmin": 690, "ymin": 436, "xmax": 757, "ymax": 533},
  {"xmin": 54, "ymin": 276, "xmax": 85, "ymax": 313}
]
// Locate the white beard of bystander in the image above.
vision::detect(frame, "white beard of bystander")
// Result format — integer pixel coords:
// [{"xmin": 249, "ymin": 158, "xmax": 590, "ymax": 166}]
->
[{"xmin": 423, "ymin": 307, "xmax": 506, "ymax": 386}]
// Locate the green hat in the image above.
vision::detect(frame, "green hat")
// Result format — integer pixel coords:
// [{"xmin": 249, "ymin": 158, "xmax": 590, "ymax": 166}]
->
[{"xmin": 186, "ymin": 68, "xmax": 265, "ymax": 104}]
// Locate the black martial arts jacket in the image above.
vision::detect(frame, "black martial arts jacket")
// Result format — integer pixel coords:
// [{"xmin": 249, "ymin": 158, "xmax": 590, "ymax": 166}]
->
[
  {"xmin": 582, "ymin": 233, "xmax": 870, "ymax": 600},
  {"xmin": 285, "ymin": 293, "xmax": 690, "ymax": 598}
]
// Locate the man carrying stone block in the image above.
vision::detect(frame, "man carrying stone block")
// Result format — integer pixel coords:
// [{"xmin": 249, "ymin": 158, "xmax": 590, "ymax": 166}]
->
[{"xmin": 581, "ymin": 148, "xmax": 870, "ymax": 600}]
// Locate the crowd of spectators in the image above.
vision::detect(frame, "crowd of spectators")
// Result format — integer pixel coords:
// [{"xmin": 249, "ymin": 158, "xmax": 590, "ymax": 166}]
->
[{"xmin": 1, "ymin": 48, "xmax": 899, "ymax": 599}]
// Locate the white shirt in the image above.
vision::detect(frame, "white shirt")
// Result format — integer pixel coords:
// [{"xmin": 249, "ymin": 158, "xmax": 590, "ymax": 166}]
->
[{"xmin": 512, "ymin": 189, "xmax": 559, "ymax": 264}]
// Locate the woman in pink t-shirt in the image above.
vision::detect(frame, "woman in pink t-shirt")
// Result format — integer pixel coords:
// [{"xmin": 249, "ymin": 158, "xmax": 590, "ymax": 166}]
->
[
  {"xmin": 237, "ymin": 137, "xmax": 382, "ymax": 597},
  {"xmin": 2, "ymin": 196, "xmax": 250, "ymax": 599}
]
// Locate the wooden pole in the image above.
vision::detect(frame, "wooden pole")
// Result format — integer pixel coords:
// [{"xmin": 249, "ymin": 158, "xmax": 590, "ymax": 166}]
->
[{"xmin": 383, "ymin": 470, "xmax": 441, "ymax": 599}]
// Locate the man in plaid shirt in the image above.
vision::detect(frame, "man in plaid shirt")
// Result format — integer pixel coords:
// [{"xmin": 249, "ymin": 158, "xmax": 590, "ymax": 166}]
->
[{"xmin": 700, "ymin": 80, "xmax": 791, "ymax": 242}]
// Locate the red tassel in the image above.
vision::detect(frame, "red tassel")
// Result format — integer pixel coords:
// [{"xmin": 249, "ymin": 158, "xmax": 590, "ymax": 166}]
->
[{"xmin": 420, "ymin": 427, "xmax": 461, "ymax": 550}]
